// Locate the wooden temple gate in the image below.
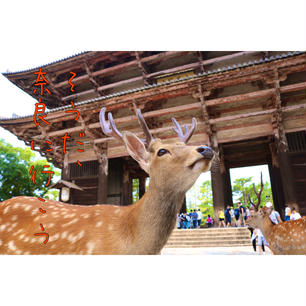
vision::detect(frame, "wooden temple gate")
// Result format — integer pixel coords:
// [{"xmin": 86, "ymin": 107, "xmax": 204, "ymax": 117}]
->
[{"xmin": 1, "ymin": 51, "xmax": 305, "ymax": 216}]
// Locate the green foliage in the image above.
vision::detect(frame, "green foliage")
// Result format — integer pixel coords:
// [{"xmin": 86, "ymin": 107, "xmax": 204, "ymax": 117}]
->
[
  {"xmin": 44, "ymin": 189, "xmax": 59, "ymax": 201},
  {"xmin": 0, "ymin": 139, "xmax": 59, "ymax": 201},
  {"xmin": 187, "ymin": 180, "xmax": 214, "ymax": 221},
  {"xmin": 132, "ymin": 178, "xmax": 139, "ymax": 203},
  {"xmin": 232, "ymin": 176, "xmax": 273, "ymax": 208},
  {"xmin": 232, "ymin": 177, "xmax": 253, "ymax": 206}
]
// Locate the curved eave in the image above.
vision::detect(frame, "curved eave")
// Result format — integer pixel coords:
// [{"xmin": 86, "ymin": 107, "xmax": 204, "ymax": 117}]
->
[
  {"xmin": 2, "ymin": 51, "xmax": 90, "ymax": 76},
  {"xmin": 0, "ymin": 51, "xmax": 305, "ymax": 125}
]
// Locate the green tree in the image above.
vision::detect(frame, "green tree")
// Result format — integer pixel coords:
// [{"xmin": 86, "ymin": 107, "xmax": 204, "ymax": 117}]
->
[
  {"xmin": 232, "ymin": 177, "xmax": 253, "ymax": 206},
  {"xmin": 132, "ymin": 178, "xmax": 139, "ymax": 203},
  {"xmin": 0, "ymin": 139, "xmax": 59, "ymax": 201},
  {"xmin": 187, "ymin": 180, "xmax": 214, "ymax": 220},
  {"xmin": 232, "ymin": 176, "xmax": 273, "ymax": 208},
  {"xmin": 245, "ymin": 181, "xmax": 273, "ymax": 208}
]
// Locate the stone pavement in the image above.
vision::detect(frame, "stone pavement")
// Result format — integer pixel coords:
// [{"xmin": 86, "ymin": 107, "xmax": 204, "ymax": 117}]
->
[{"xmin": 161, "ymin": 245, "xmax": 273, "ymax": 255}]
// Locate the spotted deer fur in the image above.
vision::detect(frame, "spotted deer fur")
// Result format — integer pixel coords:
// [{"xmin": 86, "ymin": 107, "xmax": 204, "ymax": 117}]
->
[
  {"xmin": 247, "ymin": 209, "xmax": 306, "ymax": 255},
  {"xmin": 0, "ymin": 109, "xmax": 214, "ymax": 255}
]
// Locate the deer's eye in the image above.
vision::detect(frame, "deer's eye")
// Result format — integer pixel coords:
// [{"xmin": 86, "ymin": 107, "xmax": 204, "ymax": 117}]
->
[{"xmin": 157, "ymin": 149, "xmax": 169, "ymax": 157}]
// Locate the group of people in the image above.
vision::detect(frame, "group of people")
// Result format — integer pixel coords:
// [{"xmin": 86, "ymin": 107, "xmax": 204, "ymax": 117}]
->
[
  {"xmin": 284, "ymin": 205, "xmax": 302, "ymax": 221},
  {"xmin": 218, "ymin": 202, "xmax": 250, "ymax": 228},
  {"xmin": 177, "ymin": 209, "xmax": 204, "ymax": 229}
]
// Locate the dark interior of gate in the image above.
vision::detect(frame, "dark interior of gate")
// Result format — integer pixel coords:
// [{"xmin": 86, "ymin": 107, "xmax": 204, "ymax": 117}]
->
[{"xmin": 1, "ymin": 51, "xmax": 305, "ymax": 216}]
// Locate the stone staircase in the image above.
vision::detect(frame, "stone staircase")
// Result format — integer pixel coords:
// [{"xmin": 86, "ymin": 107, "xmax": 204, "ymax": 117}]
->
[{"xmin": 165, "ymin": 227, "xmax": 252, "ymax": 248}]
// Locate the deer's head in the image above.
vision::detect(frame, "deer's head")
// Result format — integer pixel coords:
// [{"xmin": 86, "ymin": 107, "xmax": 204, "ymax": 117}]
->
[
  {"xmin": 100, "ymin": 108, "xmax": 215, "ymax": 193},
  {"xmin": 246, "ymin": 208, "xmax": 268, "ymax": 228}
]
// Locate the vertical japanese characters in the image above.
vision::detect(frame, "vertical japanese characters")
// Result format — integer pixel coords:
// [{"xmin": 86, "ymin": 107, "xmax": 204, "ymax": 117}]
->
[{"xmin": 29, "ymin": 69, "xmax": 85, "ymax": 244}]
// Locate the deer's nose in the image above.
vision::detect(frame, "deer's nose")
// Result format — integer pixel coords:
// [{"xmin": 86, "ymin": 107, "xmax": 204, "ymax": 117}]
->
[{"xmin": 196, "ymin": 146, "xmax": 214, "ymax": 159}]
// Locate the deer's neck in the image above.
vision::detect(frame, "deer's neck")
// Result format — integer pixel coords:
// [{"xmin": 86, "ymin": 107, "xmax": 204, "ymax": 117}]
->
[
  {"xmin": 131, "ymin": 181, "xmax": 185, "ymax": 254},
  {"xmin": 259, "ymin": 215, "xmax": 274, "ymax": 241}
]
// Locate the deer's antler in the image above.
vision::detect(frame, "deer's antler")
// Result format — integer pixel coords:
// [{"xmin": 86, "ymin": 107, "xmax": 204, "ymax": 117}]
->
[
  {"xmin": 249, "ymin": 172, "xmax": 264, "ymax": 211},
  {"xmin": 136, "ymin": 109, "xmax": 154, "ymax": 146},
  {"xmin": 99, "ymin": 107, "xmax": 154, "ymax": 147},
  {"xmin": 99, "ymin": 107, "xmax": 123, "ymax": 141},
  {"xmin": 171, "ymin": 117, "xmax": 197, "ymax": 144}
]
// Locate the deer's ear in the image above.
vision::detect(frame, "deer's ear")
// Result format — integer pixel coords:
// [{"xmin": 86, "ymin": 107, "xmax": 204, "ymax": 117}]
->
[{"xmin": 122, "ymin": 131, "xmax": 150, "ymax": 173}]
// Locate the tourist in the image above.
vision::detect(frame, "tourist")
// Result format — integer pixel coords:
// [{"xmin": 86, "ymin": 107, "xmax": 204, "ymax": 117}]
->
[
  {"xmin": 266, "ymin": 202, "xmax": 282, "ymax": 224},
  {"xmin": 290, "ymin": 207, "xmax": 301, "ymax": 220},
  {"xmin": 251, "ymin": 228, "xmax": 267, "ymax": 254},
  {"xmin": 239, "ymin": 202, "xmax": 246, "ymax": 226},
  {"xmin": 197, "ymin": 208, "xmax": 203, "ymax": 228},
  {"xmin": 191, "ymin": 209, "xmax": 198, "ymax": 229},
  {"xmin": 230, "ymin": 206, "xmax": 235, "ymax": 226},
  {"xmin": 206, "ymin": 215, "xmax": 213, "ymax": 228},
  {"xmin": 186, "ymin": 212, "xmax": 191, "ymax": 229},
  {"xmin": 234, "ymin": 204, "xmax": 240, "ymax": 226},
  {"xmin": 224, "ymin": 205, "xmax": 232, "ymax": 227},
  {"xmin": 180, "ymin": 213, "xmax": 187, "ymax": 229},
  {"xmin": 218, "ymin": 209, "xmax": 225, "ymax": 227},
  {"xmin": 284, "ymin": 205, "xmax": 291, "ymax": 221},
  {"xmin": 246, "ymin": 206, "xmax": 250, "ymax": 220}
]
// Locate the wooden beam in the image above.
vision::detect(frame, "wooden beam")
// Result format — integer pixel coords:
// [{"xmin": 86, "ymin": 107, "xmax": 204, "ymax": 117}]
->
[
  {"xmin": 148, "ymin": 51, "xmax": 259, "ymax": 78},
  {"xmin": 206, "ymin": 88, "xmax": 274, "ymax": 107},
  {"xmin": 205, "ymin": 82, "xmax": 306, "ymax": 107},
  {"xmin": 83, "ymin": 60, "xmax": 104, "ymax": 97},
  {"xmin": 135, "ymin": 51, "xmax": 150, "ymax": 85},
  {"xmin": 33, "ymin": 102, "xmax": 202, "ymax": 139},
  {"xmin": 60, "ymin": 51, "xmax": 262, "ymax": 102},
  {"xmin": 93, "ymin": 122, "xmax": 208, "ymax": 145},
  {"xmin": 61, "ymin": 75, "xmax": 144, "ymax": 101},
  {"xmin": 54, "ymin": 51, "xmax": 185, "ymax": 89}
]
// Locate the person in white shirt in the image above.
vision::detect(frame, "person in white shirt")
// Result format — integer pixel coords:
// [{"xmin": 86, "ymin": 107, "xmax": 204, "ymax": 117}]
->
[
  {"xmin": 284, "ymin": 205, "xmax": 291, "ymax": 221},
  {"xmin": 251, "ymin": 228, "xmax": 268, "ymax": 254},
  {"xmin": 266, "ymin": 202, "xmax": 282, "ymax": 224},
  {"xmin": 290, "ymin": 207, "xmax": 301, "ymax": 220},
  {"xmin": 197, "ymin": 209, "xmax": 203, "ymax": 228}
]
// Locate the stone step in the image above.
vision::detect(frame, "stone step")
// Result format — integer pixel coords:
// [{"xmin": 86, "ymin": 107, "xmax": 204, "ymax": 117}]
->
[
  {"xmin": 165, "ymin": 227, "xmax": 252, "ymax": 248},
  {"xmin": 166, "ymin": 241, "xmax": 252, "ymax": 247},
  {"xmin": 170, "ymin": 233, "xmax": 251, "ymax": 239},
  {"xmin": 172, "ymin": 228, "xmax": 250, "ymax": 233},
  {"xmin": 168, "ymin": 236, "xmax": 251, "ymax": 241},
  {"xmin": 165, "ymin": 243, "xmax": 251, "ymax": 248}
]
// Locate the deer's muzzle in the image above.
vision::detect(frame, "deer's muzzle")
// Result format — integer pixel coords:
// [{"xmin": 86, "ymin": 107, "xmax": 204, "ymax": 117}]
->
[{"xmin": 196, "ymin": 146, "xmax": 214, "ymax": 160}]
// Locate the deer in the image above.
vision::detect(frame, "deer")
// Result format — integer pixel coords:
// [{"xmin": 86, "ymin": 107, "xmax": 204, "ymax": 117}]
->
[
  {"xmin": 246, "ymin": 208, "xmax": 306, "ymax": 255},
  {"xmin": 0, "ymin": 107, "xmax": 215, "ymax": 255}
]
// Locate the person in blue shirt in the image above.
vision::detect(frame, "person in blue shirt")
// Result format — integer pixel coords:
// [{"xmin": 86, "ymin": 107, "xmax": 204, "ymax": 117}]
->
[
  {"xmin": 191, "ymin": 210, "xmax": 198, "ymax": 229},
  {"xmin": 234, "ymin": 204, "xmax": 240, "ymax": 227},
  {"xmin": 224, "ymin": 205, "xmax": 232, "ymax": 227}
]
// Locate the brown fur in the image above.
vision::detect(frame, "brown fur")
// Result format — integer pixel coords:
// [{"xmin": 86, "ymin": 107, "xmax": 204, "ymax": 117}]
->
[
  {"xmin": 247, "ymin": 210, "xmax": 306, "ymax": 255},
  {"xmin": 0, "ymin": 135, "xmax": 214, "ymax": 255}
]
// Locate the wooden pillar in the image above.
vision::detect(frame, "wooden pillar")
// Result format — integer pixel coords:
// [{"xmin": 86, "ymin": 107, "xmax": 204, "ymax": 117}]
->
[
  {"xmin": 271, "ymin": 68, "xmax": 297, "ymax": 209},
  {"xmin": 62, "ymin": 153, "xmax": 69, "ymax": 180},
  {"xmin": 211, "ymin": 158, "xmax": 233, "ymax": 222},
  {"xmin": 97, "ymin": 163, "xmax": 108, "ymax": 204},
  {"xmin": 268, "ymin": 163, "xmax": 285, "ymax": 216},
  {"xmin": 278, "ymin": 151, "xmax": 297, "ymax": 205},
  {"xmin": 139, "ymin": 176, "xmax": 146, "ymax": 198},
  {"xmin": 122, "ymin": 161, "xmax": 132, "ymax": 205}
]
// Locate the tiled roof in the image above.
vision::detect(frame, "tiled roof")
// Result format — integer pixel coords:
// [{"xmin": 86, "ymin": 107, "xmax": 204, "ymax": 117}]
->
[
  {"xmin": 0, "ymin": 51, "xmax": 305, "ymax": 122},
  {"xmin": 2, "ymin": 51, "xmax": 89, "ymax": 75}
]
